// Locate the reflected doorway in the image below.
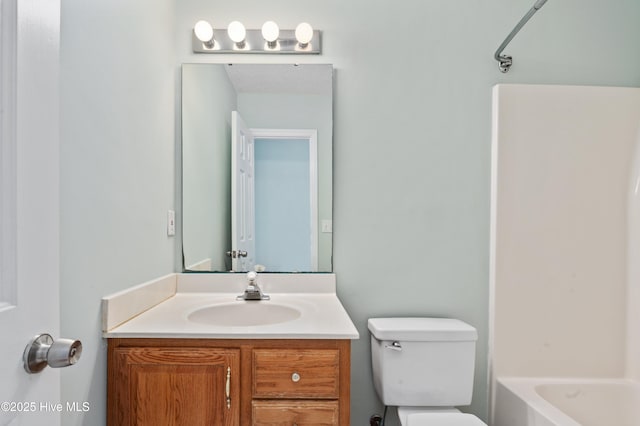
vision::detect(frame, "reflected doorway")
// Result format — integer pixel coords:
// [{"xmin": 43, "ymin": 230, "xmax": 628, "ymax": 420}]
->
[{"xmin": 252, "ymin": 129, "xmax": 318, "ymax": 272}]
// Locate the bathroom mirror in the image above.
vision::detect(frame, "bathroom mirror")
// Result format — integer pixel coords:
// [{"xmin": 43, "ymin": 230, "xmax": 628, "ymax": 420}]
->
[{"xmin": 182, "ymin": 63, "xmax": 333, "ymax": 273}]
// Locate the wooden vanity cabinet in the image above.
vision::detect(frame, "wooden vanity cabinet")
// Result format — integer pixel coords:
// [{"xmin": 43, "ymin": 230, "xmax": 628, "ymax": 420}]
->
[{"xmin": 107, "ymin": 338, "xmax": 351, "ymax": 426}]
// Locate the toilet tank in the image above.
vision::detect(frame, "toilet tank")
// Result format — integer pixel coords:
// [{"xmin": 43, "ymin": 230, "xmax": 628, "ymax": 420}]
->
[{"xmin": 368, "ymin": 318, "xmax": 478, "ymax": 407}]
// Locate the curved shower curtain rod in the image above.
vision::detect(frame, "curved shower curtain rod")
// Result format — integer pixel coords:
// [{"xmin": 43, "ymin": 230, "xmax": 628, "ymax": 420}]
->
[{"xmin": 494, "ymin": 0, "xmax": 548, "ymax": 73}]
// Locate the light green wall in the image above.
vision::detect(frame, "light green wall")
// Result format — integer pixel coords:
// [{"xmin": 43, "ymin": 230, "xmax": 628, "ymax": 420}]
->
[
  {"xmin": 59, "ymin": 0, "xmax": 640, "ymax": 424},
  {"xmin": 60, "ymin": 0, "xmax": 176, "ymax": 424}
]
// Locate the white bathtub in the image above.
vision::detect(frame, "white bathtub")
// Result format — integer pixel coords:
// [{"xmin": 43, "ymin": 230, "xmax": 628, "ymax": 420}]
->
[{"xmin": 493, "ymin": 377, "xmax": 640, "ymax": 426}]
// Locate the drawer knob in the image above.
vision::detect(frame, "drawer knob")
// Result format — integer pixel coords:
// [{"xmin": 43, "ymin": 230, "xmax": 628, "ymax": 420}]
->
[{"xmin": 291, "ymin": 372, "xmax": 301, "ymax": 382}]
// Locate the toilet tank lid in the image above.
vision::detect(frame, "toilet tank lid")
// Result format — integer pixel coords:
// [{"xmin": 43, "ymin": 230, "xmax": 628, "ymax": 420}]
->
[{"xmin": 368, "ymin": 318, "xmax": 477, "ymax": 342}]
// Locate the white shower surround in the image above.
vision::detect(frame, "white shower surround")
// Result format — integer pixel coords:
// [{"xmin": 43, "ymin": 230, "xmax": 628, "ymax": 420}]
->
[
  {"xmin": 626, "ymin": 134, "xmax": 640, "ymax": 381},
  {"xmin": 490, "ymin": 84, "xmax": 640, "ymax": 423}
]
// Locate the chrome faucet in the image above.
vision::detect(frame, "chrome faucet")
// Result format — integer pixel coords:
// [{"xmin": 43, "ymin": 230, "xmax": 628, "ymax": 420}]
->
[{"xmin": 237, "ymin": 271, "xmax": 270, "ymax": 301}]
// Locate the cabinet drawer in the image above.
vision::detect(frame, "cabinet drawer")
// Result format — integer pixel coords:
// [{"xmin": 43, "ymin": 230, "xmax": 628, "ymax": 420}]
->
[
  {"xmin": 252, "ymin": 400, "xmax": 339, "ymax": 425},
  {"xmin": 253, "ymin": 349, "xmax": 339, "ymax": 398}
]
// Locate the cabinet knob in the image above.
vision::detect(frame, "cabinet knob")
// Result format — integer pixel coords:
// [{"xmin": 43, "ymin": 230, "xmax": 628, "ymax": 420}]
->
[{"xmin": 291, "ymin": 372, "xmax": 301, "ymax": 382}]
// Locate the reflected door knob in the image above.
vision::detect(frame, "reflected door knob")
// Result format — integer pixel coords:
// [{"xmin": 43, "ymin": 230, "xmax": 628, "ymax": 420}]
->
[{"xmin": 226, "ymin": 250, "xmax": 248, "ymax": 258}]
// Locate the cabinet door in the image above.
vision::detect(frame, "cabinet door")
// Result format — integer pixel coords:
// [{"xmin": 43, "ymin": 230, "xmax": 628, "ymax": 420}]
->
[
  {"xmin": 110, "ymin": 347, "xmax": 240, "ymax": 426},
  {"xmin": 252, "ymin": 400, "xmax": 339, "ymax": 425}
]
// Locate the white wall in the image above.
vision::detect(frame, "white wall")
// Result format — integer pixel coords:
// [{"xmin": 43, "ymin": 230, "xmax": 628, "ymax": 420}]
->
[
  {"xmin": 60, "ymin": 0, "xmax": 176, "ymax": 424},
  {"xmin": 491, "ymin": 85, "xmax": 640, "ymax": 381},
  {"xmin": 57, "ymin": 0, "xmax": 640, "ymax": 424}
]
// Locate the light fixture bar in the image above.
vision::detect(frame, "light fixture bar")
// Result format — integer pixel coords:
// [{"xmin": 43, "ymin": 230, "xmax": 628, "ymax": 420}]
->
[{"xmin": 192, "ymin": 28, "xmax": 321, "ymax": 54}]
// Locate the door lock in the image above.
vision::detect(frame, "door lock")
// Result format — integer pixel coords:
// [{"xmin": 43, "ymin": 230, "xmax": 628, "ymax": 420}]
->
[{"xmin": 23, "ymin": 334, "xmax": 82, "ymax": 374}]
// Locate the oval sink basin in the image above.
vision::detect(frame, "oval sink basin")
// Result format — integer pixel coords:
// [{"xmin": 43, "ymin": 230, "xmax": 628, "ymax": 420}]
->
[{"xmin": 187, "ymin": 302, "xmax": 301, "ymax": 327}]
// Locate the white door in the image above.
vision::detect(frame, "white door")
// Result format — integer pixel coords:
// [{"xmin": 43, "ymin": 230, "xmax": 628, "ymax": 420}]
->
[
  {"xmin": 0, "ymin": 0, "xmax": 62, "ymax": 424},
  {"xmin": 231, "ymin": 111, "xmax": 255, "ymax": 272}
]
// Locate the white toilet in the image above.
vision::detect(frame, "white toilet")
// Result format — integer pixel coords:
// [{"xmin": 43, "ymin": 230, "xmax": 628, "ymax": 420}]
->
[{"xmin": 368, "ymin": 317, "xmax": 487, "ymax": 426}]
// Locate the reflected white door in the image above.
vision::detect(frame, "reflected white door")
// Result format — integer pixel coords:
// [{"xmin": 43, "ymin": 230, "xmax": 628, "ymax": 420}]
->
[
  {"xmin": 0, "ymin": 0, "xmax": 62, "ymax": 424},
  {"xmin": 231, "ymin": 111, "xmax": 255, "ymax": 272}
]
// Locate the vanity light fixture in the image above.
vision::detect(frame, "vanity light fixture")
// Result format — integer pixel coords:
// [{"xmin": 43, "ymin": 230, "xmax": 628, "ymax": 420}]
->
[
  {"xmin": 193, "ymin": 20, "xmax": 215, "ymax": 48},
  {"xmin": 295, "ymin": 22, "xmax": 313, "ymax": 48},
  {"xmin": 261, "ymin": 21, "xmax": 280, "ymax": 49},
  {"xmin": 192, "ymin": 20, "xmax": 321, "ymax": 54},
  {"xmin": 227, "ymin": 21, "xmax": 247, "ymax": 49}
]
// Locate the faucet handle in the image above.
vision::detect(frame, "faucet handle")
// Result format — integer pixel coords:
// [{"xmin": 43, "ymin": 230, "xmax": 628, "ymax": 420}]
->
[{"xmin": 238, "ymin": 270, "xmax": 270, "ymax": 301}]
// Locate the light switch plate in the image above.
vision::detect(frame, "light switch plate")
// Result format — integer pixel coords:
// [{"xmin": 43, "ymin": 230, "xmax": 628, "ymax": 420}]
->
[{"xmin": 167, "ymin": 210, "xmax": 175, "ymax": 236}]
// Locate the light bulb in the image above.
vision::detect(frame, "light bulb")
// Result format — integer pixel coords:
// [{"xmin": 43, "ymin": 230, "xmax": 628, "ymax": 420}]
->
[
  {"xmin": 194, "ymin": 20, "xmax": 214, "ymax": 45},
  {"xmin": 227, "ymin": 21, "xmax": 246, "ymax": 45},
  {"xmin": 295, "ymin": 22, "xmax": 313, "ymax": 46},
  {"xmin": 261, "ymin": 21, "xmax": 280, "ymax": 44}
]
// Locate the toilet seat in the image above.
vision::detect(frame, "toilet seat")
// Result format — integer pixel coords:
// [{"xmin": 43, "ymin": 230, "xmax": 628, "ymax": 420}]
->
[
  {"xmin": 406, "ymin": 413, "xmax": 487, "ymax": 426},
  {"xmin": 397, "ymin": 407, "xmax": 459, "ymax": 425}
]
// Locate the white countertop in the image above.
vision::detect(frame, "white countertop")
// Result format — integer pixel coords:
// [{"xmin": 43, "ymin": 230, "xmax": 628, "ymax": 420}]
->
[{"xmin": 103, "ymin": 273, "xmax": 359, "ymax": 340}]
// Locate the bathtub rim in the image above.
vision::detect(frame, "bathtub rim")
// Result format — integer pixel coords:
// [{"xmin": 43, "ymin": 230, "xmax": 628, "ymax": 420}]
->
[{"xmin": 495, "ymin": 377, "xmax": 639, "ymax": 426}]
